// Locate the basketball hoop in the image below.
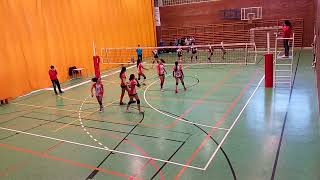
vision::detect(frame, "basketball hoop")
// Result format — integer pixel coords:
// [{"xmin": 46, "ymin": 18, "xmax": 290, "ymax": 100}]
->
[{"xmin": 241, "ymin": 7, "xmax": 262, "ymax": 23}]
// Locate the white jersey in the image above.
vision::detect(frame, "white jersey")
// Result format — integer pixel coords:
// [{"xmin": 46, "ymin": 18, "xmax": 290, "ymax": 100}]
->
[{"xmin": 153, "ymin": 49, "xmax": 158, "ymax": 56}]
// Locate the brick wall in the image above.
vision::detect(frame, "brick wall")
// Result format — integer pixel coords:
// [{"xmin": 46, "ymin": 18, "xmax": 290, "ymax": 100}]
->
[{"xmin": 158, "ymin": 0, "xmax": 314, "ymax": 46}]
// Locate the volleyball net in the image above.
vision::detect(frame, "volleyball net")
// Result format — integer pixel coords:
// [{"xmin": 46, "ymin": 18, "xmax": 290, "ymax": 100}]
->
[{"xmin": 100, "ymin": 42, "xmax": 257, "ymax": 65}]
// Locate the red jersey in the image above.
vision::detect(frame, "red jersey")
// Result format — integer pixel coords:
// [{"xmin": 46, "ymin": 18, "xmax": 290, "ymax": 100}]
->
[
  {"xmin": 128, "ymin": 79, "xmax": 137, "ymax": 95},
  {"xmin": 93, "ymin": 82, "xmax": 104, "ymax": 97},
  {"xmin": 138, "ymin": 63, "xmax": 143, "ymax": 74},
  {"xmin": 49, "ymin": 69, "xmax": 58, "ymax": 80},
  {"xmin": 120, "ymin": 72, "xmax": 126, "ymax": 86},
  {"xmin": 157, "ymin": 64, "xmax": 165, "ymax": 75},
  {"xmin": 282, "ymin": 26, "xmax": 292, "ymax": 38},
  {"xmin": 173, "ymin": 64, "xmax": 183, "ymax": 78}
]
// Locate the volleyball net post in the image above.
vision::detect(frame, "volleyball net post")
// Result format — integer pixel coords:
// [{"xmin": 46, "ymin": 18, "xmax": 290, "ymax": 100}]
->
[
  {"xmin": 92, "ymin": 41, "xmax": 101, "ymax": 78},
  {"xmin": 250, "ymin": 26, "xmax": 281, "ymax": 88}
]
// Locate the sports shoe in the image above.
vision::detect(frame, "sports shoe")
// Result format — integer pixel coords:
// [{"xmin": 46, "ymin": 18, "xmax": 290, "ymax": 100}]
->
[
  {"xmin": 120, "ymin": 102, "xmax": 126, "ymax": 105},
  {"xmin": 161, "ymin": 89, "xmax": 164, "ymax": 92}
]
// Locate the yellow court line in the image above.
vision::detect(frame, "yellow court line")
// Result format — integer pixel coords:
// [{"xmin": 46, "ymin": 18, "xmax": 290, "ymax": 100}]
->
[
  {"xmin": 11, "ymin": 102, "xmax": 87, "ymax": 114},
  {"xmin": 53, "ymin": 99, "xmax": 118, "ymax": 132},
  {"xmin": 58, "ymin": 95, "xmax": 97, "ymax": 103}
]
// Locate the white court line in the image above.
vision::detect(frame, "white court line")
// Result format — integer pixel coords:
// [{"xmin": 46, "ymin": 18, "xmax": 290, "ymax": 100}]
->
[
  {"xmin": 203, "ymin": 75, "xmax": 265, "ymax": 170},
  {"xmin": 50, "ymin": 64, "xmax": 137, "ymax": 91},
  {"xmin": 17, "ymin": 65, "xmax": 137, "ymax": 98},
  {"xmin": 143, "ymin": 76, "xmax": 230, "ymax": 131},
  {"xmin": 0, "ymin": 126, "xmax": 204, "ymax": 170}
]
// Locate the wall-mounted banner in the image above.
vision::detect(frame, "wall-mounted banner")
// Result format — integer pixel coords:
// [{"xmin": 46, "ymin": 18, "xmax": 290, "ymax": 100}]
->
[{"xmin": 154, "ymin": 7, "xmax": 161, "ymax": 26}]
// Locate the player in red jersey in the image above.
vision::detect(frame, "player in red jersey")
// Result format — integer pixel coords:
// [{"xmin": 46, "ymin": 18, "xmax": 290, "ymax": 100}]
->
[
  {"xmin": 281, "ymin": 20, "xmax": 293, "ymax": 57},
  {"xmin": 157, "ymin": 59, "xmax": 167, "ymax": 92},
  {"xmin": 126, "ymin": 74, "xmax": 143, "ymax": 113},
  {"xmin": 137, "ymin": 59, "xmax": 148, "ymax": 85},
  {"xmin": 91, "ymin": 77, "xmax": 104, "ymax": 112},
  {"xmin": 119, "ymin": 67, "xmax": 129, "ymax": 105},
  {"xmin": 173, "ymin": 61, "xmax": 187, "ymax": 93}
]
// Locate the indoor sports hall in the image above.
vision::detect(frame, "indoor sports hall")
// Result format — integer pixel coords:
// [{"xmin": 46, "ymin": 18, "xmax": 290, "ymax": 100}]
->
[{"xmin": 0, "ymin": 0, "xmax": 319, "ymax": 180}]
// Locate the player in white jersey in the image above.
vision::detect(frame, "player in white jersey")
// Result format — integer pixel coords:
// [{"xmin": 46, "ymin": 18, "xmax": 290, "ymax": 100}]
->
[{"xmin": 190, "ymin": 43, "xmax": 198, "ymax": 62}]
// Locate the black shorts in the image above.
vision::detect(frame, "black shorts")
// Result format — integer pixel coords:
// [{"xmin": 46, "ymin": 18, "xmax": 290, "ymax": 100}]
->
[
  {"xmin": 192, "ymin": 51, "xmax": 197, "ymax": 54},
  {"xmin": 175, "ymin": 76, "xmax": 182, "ymax": 79},
  {"xmin": 178, "ymin": 54, "xmax": 182, "ymax": 57},
  {"xmin": 210, "ymin": 52, "xmax": 213, "ymax": 56},
  {"xmin": 129, "ymin": 93, "xmax": 137, "ymax": 97},
  {"xmin": 159, "ymin": 74, "xmax": 165, "ymax": 77},
  {"xmin": 121, "ymin": 84, "xmax": 127, "ymax": 89},
  {"xmin": 154, "ymin": 55, "xmax": 159, "ymax": 58}
]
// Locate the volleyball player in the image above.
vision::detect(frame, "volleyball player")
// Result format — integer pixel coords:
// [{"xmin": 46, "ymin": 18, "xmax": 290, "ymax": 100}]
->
[
  {"xmin": 126, "ymin": 74, "xmax": 143, "ymax": 114},
  {"xmin": 173, "ymin": 61, "xmax": 186, "ymax": 93},
  {"xmin": 208, "ymin": 45, "xmax": 213, "ymax": 62},
  {"xmin": 119, "ymin": 67, "xmax": 128, "ymax": 105},
  {"xmin": 91, "ymin": 77, "xmax": 104, "ymax": 112},
  {"xmin": 221, "ymin": 41, "xmax": 227, "ymax": 60},
  {"xmin": 137, "ymin": 59, "xmax": 148, "ymax": 85},
  {"xmin": 157, "ymin": 59, "xmax": 167, "ymax": 92},
  {"xmin": 177, "ymin": 46, "xmax": 183, "ymax": 62},
  {"xmin": 190, "ymin": 43, "xmax": 198, "ymax": 62},
  {"xmin": 152, "ymin": 49, "xmax": 159, "ymax": 64}
]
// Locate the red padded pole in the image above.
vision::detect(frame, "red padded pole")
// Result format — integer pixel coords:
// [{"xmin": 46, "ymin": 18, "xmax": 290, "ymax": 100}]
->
[
  {"xmin": 93, "ymin": 56, "xmax": 101, "ymax": 78},
  {"xmin": 265, "ymin": 53, "xmax": 273, "ymax": 88}
]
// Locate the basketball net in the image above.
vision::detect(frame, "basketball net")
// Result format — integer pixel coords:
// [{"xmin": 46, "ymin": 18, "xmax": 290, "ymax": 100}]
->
[{"xmin": 247, "ymin": 13, "xmax": 255, "ymax": 24}]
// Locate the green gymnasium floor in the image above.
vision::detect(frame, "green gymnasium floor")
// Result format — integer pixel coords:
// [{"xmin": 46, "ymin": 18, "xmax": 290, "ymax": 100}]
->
[{"xmin": 0, "ymin": 49, "xmax": 319, "ymax": 180}]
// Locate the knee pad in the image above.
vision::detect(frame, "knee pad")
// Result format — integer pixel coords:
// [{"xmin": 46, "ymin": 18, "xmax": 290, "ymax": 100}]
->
[
  {"xmin": 144, "ymin": 76, "xmax": 146, "ymax": 79},
  {"xmin": 138, "ymin": 77, "xmax": 141, "ymax": 80},
  {"xmin": 176, "ymin": 83, "xmax": 178, "ymax": 86},
  {"xmin": 137, "ymin": 99, "xmax": 140, "ymax": 104},
  {"xmin": 182, "ymin": 82, "xmax": 185, "ymax": 86}
]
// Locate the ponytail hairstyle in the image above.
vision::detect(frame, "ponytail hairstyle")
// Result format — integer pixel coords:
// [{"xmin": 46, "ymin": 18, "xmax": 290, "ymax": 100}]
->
[
  {"xmin": 175, "ymin": 61, "xmax": 178, "ymax": 72},
  {"xmin": 160, "ymin": 59, "xmax": 166, "ymax": 64},
  {"xmin": 91, "ymin": 77, "xmax": 98, "ymax": 83},
  {"xmin": 119, "ymin": 67, "xmax": 126, "ymax": 78},
  {"xmin": 129, "ymin": 74, "xmax": 135, "ymax": 81}
]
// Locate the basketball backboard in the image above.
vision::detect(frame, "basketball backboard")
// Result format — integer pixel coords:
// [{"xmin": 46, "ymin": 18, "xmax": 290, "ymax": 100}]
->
[{"xmin": 241, "ymin": 7, "xmax": 262, "ymax": 22}]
